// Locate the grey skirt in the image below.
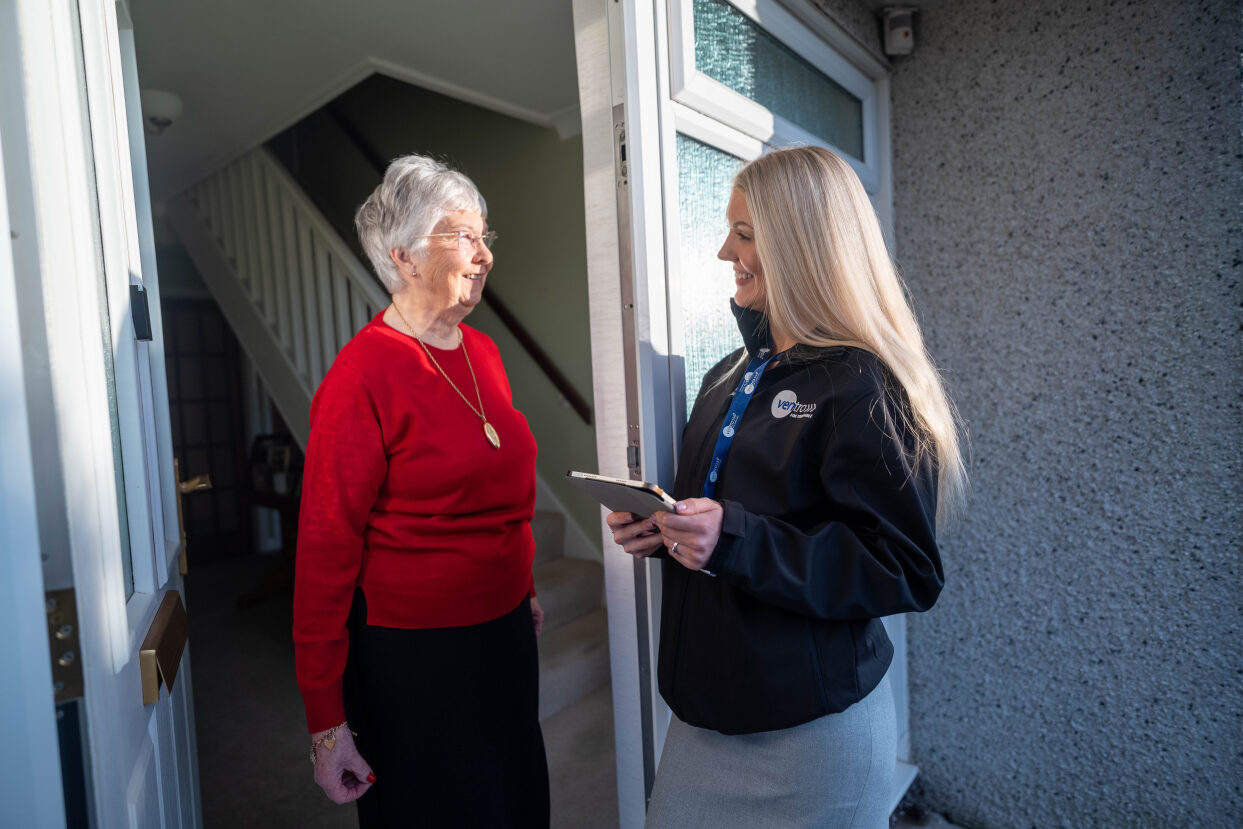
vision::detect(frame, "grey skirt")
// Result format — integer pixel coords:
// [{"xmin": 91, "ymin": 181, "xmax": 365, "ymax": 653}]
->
[{"xmin": 645, "ymin": 674, "xmax": 895, "ymax": 829}]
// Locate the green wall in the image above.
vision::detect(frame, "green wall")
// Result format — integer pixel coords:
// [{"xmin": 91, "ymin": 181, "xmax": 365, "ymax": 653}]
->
[{"xmin": 269, "ymin": 75, "xmax": 601, "ymax": 550}]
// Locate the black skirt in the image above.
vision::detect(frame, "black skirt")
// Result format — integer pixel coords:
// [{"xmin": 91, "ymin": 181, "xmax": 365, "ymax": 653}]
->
[{"xmin": 343, "ymin": 591, "xmax": 550, "ymax": 828}]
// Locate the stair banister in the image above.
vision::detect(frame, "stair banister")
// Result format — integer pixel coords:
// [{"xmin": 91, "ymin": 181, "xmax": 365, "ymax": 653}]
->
[{"xmin": 169, "ymin": 149, "xmax": 390, "ymax": 449}]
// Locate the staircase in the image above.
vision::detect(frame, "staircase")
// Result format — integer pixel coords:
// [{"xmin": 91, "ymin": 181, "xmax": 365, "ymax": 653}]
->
[
  {"xmin": 168, "ymin": 148, "xmax": 387, "ymax": 449},
  {"xmin": 531, "ymin": 511, "xmax": 609, "ymax": 719},
  {"xmin": 167, "ymin": 148, "xmax": 609, "ymax": 722}
]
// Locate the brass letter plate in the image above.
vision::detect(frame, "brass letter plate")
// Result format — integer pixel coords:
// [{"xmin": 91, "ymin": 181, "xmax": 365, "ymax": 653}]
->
[{"xmin": 140, "ymin": 591, "xmax": 189, "ymax": 705}]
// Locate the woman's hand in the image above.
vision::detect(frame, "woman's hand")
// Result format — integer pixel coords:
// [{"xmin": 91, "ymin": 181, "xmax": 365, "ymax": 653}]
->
[
  {"xmin": 311, "ymin": 725, "xmax": 375, "ymax": 804},
  {"xmin": 653, "ymin": 499, "xmax": 724, "ymax": 571},
  {"xmin": 530, "ymin": 596, "xmax": 544, "ymax": 637},
  {"xmin": 607, "ymin": 511, "xmax": 665, "ymax": 558}
]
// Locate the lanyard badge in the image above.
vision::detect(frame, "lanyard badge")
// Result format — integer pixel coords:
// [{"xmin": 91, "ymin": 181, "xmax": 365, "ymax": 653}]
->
[{"xmin": 701, "ymin": 346, "xmax": 776, "ymax": 499}]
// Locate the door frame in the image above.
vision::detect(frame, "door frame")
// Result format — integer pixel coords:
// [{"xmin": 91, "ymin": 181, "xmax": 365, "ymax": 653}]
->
[{"xmin": 0, "ymin": 27, "xmax": 69, "ymax": 823}]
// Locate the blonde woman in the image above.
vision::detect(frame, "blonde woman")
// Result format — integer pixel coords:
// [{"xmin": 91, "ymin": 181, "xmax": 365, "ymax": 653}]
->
[{"xmin": 607, "ymin": 146, "xmax": 965, "ymax": 828}]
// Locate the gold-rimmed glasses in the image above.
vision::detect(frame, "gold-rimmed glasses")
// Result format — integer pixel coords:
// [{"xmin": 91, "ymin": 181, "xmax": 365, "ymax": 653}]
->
[{"xmin": 414, "ymin": 230, "xmax": 498, "ymax": 251}]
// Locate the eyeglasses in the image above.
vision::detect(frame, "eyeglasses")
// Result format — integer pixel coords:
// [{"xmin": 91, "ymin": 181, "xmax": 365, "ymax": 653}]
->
[{"xmin": 415, "ymin": 230, "xmax": 499, "ymax": 251}]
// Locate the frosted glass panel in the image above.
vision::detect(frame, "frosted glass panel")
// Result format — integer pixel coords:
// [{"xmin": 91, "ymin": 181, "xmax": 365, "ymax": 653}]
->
[
  {"xmin": 693, "ymin": 0, "xmax": 864, "ymax": 159},
  {"xmin": 676, "ymin": 134, "xmax": 746, "ymax": 413}
]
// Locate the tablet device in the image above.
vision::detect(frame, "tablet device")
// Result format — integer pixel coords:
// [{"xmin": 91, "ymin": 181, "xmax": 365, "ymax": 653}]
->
[{"xmin": 565, "ymin": 470, "xmax": 677, "ymax": 517}]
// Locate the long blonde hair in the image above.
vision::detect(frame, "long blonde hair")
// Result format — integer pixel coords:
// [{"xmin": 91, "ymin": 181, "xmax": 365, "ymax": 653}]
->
[{"xmin": 734, "ymin": 146, "xmax": 966, "ymax": 523}]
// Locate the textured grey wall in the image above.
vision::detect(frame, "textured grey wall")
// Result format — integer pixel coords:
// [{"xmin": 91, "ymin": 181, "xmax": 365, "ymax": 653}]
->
[
  {"xmin": 888, "ymin": 1, "xmax": 1242, "ymax": 826},
  {"xmin": 810, "ymin": 0, "xmax": 884, "ymax": 61}
]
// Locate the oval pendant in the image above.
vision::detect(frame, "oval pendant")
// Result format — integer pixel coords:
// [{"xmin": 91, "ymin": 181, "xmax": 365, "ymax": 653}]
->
[{"xmin": 483, "ymin": 421, "xmax": 500, "ymax": 449}]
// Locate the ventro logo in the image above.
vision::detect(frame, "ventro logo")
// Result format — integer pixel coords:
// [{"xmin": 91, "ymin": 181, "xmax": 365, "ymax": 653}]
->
[{"xmin": 771, "ymin": 389, "xmax": 817, "ymax": 419}]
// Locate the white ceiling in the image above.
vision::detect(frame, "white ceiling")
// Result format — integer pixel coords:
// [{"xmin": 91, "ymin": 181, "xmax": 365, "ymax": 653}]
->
[{"xmin": 130, "ymin": 0, "xmax": 581, "ymax": 202}]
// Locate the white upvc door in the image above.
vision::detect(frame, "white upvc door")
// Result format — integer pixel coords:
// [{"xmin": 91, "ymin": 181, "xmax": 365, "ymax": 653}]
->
[
  {"xmin": 5, "ymin": 0, "xmax": 200, "ymax": 826},
  {"xmin": 574, "ymin": 2, "xmax": 908, "ymax": 825}
]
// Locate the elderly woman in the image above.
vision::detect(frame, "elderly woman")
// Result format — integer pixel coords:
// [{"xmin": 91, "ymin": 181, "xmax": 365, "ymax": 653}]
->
[
  {"xmin": 293, "ymin": 154, "xmax": 549, "ymax": 827},
  {"xmin": 608, "ymin": 146, "xmax": 967, "ymax": 828}
]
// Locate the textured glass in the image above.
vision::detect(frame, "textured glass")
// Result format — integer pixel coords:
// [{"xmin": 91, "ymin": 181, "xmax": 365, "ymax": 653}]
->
[
  {"xmin": 676, "ymin": 135, "xmax": 746, "ymax": 413},
  {"xmin": 693, "ymin": 0, "xmax": 864, "ymax": 159}
]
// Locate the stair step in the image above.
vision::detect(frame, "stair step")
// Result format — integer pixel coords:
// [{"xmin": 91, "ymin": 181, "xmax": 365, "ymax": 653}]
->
[
  {"xmin": 531, "ymin": 510, "xmax": 566, "ymax": 565},
  {"xmin": 534, "ymin": 557, "xmax": 603, "ymax": 636},
  {"xmin": 538, "ymin": 608, "xmax": 610, "ymax": 721}
]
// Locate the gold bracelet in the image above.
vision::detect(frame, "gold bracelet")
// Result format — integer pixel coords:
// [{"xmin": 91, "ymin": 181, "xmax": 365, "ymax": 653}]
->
[{"xmin": 308, "ymin": 721, "xmax": 357, "ymax": 764}]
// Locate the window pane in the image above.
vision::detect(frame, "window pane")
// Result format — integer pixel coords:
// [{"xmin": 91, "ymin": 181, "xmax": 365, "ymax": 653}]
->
[
  {"xmin": 693, "ymin": 0, "xmax": 864, "ymax": 159},
  {"xmin": 676, "ymin": 134, "xmax": 746, "ymax": 413}
]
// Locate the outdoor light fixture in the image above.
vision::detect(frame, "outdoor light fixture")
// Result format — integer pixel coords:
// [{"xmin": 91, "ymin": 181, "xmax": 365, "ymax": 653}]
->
[{"xmin": 139, "ymin": 89, "xmax": 183, "ymax": 136}]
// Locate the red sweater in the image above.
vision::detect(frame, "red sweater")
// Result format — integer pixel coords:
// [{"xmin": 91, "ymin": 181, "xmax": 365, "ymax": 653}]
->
[{"xmin": 293, "ymin": 315, "xmax": 537, "ymax": 732}]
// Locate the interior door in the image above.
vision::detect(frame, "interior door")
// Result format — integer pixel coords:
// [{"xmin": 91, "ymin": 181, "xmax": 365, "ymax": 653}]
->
[
  {"xmin": 574, "ymin": 2, "xmax": 906, "ymax": 826},
  {"xmin": 6, "ymin": 0, "xmax": 202, "ymax": 826}
]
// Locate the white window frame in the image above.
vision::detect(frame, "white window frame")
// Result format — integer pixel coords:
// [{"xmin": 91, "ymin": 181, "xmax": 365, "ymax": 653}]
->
[{"xmin": 667, "ymin": 0, "xmax": 881, "ymax": 191}]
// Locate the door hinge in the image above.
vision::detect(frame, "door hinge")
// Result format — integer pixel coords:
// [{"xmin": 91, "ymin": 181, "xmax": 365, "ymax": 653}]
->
[
  {"xmin": 46, "ymin": 588, "xmax": 84, "ymax": 702},
  {"xmin": 130, "ymin": 284, "xmax": 153, "ymax": 341}
]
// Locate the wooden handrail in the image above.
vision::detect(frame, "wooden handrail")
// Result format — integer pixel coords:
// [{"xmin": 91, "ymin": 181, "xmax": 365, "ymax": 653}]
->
[{"xmin": 322, "ymin": 104, "xmax": 593, "ymax": 425}]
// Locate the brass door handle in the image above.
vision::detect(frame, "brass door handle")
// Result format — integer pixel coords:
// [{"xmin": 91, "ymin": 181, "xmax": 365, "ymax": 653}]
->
[
  {"xmin": 174, "ymin": 458, "xmax": 213, "ymax": 575},
  {"xmin": 178, "ymin": 474, "xmax": 212, "ymax": 494}
]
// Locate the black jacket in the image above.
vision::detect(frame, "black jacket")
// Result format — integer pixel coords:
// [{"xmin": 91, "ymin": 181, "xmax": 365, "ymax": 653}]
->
[{"xmin": 657, "ymin": 303, "xmax": 943, "ymax": 734}]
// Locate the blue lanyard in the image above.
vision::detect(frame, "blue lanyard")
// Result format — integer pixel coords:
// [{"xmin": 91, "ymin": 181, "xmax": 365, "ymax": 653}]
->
[{"xmin": 701, "ymin": 346, "xmax": 776, "ymax": 499}]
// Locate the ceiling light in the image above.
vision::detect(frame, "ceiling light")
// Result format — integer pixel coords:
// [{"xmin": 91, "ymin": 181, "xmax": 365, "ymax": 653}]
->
[{"xmin": 140, "ymin": 89, "xmax": 183, "ymax": 136}]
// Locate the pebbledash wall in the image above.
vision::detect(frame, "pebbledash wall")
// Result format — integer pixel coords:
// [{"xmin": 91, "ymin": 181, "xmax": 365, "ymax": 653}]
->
[{"xmin": 842, "ymin": 0, "xmax": 1242, "ymax": 826}]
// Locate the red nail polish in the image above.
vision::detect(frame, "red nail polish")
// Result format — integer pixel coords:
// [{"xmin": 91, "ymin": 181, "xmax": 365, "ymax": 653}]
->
[{"xmin": 366, "ymin": 772, "xmax": 377, "ymax": 783}]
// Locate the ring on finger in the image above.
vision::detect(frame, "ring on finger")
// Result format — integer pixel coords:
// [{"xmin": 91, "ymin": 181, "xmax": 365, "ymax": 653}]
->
[{"xmin": 670, "ymin": 541, "xmax": 680, "ymax": 554}]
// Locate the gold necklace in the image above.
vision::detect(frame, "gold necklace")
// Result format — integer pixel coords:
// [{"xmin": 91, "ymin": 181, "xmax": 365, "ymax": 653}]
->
[{"xmin": 390, "ymin": 303, "xmax": 500, "ymax": 449}]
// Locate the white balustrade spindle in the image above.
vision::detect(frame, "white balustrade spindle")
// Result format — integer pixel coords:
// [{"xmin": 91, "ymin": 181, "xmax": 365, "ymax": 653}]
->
[{"xmin": 181, "ymin": 148, "xmax": 389, "ymax": 398}]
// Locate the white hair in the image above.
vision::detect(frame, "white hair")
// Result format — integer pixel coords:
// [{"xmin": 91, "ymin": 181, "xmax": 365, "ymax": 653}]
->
[
  {"xmin": 354, "ymin": 154, "xmax": 487, "ymax": 293},
  {"xmin": 734, "ymin": 146, "xmax": 967, "ymax": 525}
]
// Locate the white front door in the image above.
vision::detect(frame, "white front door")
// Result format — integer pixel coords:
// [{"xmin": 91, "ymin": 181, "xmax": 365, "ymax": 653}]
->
[
  {"xmin": 574, "ymin": 1, "xmax": 909, "ymax": 825},
  {"xmin": 4, "ymin": 0, "xmax": 200, "ymax": 826}
]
